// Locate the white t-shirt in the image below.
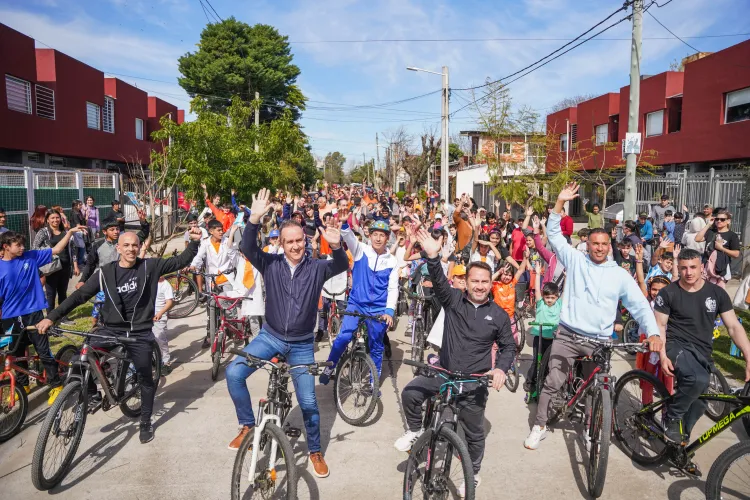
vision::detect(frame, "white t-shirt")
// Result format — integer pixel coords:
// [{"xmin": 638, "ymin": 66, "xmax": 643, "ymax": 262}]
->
[
  {"xmin": 470, "ymin": 250, "xmax": 496, "ymax": 270},
  {"xmin": 184, "ymin": 227, "xmax": 209, "ymax": 243},
  {"xmin": 154, "ymin": 280, "xmax": 174, "ymax": 321}
]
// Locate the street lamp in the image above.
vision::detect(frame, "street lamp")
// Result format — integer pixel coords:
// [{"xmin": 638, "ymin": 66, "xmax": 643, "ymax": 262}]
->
[{"xmin": 406, "ymin": 65, "xmax": 449, "ymax": 200}]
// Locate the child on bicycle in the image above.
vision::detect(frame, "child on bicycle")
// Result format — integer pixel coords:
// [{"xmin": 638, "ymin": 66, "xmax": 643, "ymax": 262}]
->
[
  {"xmin": 491, "ymin": 256, "xmax": 528, "ymax": 365},
  {"xmin": 524, "ymin": 262, "xmax": 561, "ymax": 392}
]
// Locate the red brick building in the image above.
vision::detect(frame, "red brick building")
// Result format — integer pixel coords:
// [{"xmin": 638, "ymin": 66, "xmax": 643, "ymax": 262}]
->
[
  {"xmin": 0, "ymin": 22, "xmax": 184, "ymax": 171},
  {"xmin": 546, "ymin": 39, "xmax": 750, "ymax": 173}
]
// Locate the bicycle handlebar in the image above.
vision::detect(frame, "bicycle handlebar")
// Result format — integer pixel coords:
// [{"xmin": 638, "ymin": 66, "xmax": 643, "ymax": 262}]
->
[
  {"xmin": 48, "ymin": 327, "xmax": 139, "ymax": 345},
  {"xmin": 569, "ymin": 333, "xmax": 649, "ymax": 353},
  {"xmin": 229, "ymin": 348, "xmax": 333, "ymax": 372},
  {"xmin": 338, "ymin": 310, "xmax": 387, "ymax": 323},
  {"xmin": 322, "ymin": 287, "xmax": 348, "ymax": 298},
  {"xmin": 403, "ymin": 359, "xmax": 490, "ymax": 385},
  {"xmin": 193, "ymin": 268, "xmax": 236, "ymax": 278}
]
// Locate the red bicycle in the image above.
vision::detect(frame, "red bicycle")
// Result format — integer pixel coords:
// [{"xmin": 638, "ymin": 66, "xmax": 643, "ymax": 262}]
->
[
  {"xmin": 0, "ymin": 328, "xmax": 78, "ymax": 442},
  {"xmin": 210, "ymin": 294, "xmax": 254, "ymax": 381},
  {"xmin": 320, "ymin": 287, "xmax": 348, "ymax": 347}
]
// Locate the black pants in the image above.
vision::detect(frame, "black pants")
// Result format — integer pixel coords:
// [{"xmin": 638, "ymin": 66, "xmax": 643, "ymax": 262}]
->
[
  {"xmin": 2, "ymin": 311, "xmax": 60, "ymax": 387},
  {"xmin": 526, "ymin": 335, "xmax": 554, "ymax": 385},
  {"xmin": 665, "ymin": 343, "xmax": 711, "ymax": 436},
  {"xmin": 402, "ymin": 375, "xmax": 488, "ymax": 474},
  {"xmin": 88, "ymin": 329, "xmax": 156, "ymax": 424},
  {"xmin": 45, "ymin": 266, "xmax": 70, "ymax": 311}
]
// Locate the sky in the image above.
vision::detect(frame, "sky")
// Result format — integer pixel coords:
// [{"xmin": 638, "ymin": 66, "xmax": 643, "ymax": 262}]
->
[{"xmin": 3, "ymin": 0, "xmax": 749, "ymax": 170}]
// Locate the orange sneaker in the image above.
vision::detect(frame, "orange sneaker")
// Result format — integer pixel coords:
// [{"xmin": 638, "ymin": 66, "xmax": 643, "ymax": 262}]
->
[
  {"xmin": 309, "ymin": 452, "xmax": 330, "ymax": 478},
  {"xmin": 228, "ymin": 425, "xmax": 253, "ymax": 451}
]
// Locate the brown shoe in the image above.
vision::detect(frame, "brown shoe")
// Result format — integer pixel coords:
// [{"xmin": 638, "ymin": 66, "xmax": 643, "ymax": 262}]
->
[
  {"xmin": 309, "ymin": 452, "xmax": 330, "ymax": 478},
  {"xmin": 228, "ymin": 425, "xmax": 253, "ymax": 451}
]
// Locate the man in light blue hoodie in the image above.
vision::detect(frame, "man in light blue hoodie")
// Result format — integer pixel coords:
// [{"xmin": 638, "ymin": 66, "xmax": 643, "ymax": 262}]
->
[{"xmin": 524, "ymin": 183, "xmax": 663, "ymax": 450}]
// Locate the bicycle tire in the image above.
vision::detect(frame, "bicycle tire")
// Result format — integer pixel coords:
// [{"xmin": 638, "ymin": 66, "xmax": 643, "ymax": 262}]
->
[
  {"xmin": 505, "ymin": 357, "xmax": 520, "ymax": 393},
  {"xmin": 330, "ymin": 316, "xmax": 341, "ymax": 343},
  {"xmin": 231, "ymin": 422, "xmax": 298, "ymax": 500},
  {"xmin": 612, "ymin": 370, "xmax": 671, "ymax": 466},
  {"xmin": 334, "ymin": 351, "xmax": 379, "ymax": 426},
  {"xmin": 54, "ymin": 344, "xmax": 78, "ymax": 378},
  {"xmin": 211, "ymin": 328, "xmax": 225, "ymax": 381},
  {"xmin": 587, "ymin": 387, "xmax": 612, "ymax": 498},
  {"xmin": 541, "ymin": 346, "xmax": 565, "ymax": 427},
  {"xmin": 31, "ymin": 381, "xmax": 87, "ymax": 490},
  {"xmin": 166, "ymin": 273, "xmax": 199, "ymax": 319},
  {"xmin": 705, "ymin": 440, "xmax": 750, "ymax": 500},
  {"xmin": 0, "ymin": 379, "xmax": 29, "ymax": 443},
  {"xmin": 705, "ymin": 366, "xmax": 731, "ymax": 422},
  {"xmin": 410, "ymin": 319, "xmax": 424, "ymax": 376},
  {"xmin": 622, "ymin": 319, "xmax": 639, "ymax": 354},
  {"xmin": 403, "ymin": 427, "xmax": 475, "ymax": 500},
  {"xmin": 514, "ymin": 314, "xmax": 526, "ymax": 350},
  {"xmin": 742, "ymin": 382, "xmax": 750, "ymax": 439}
]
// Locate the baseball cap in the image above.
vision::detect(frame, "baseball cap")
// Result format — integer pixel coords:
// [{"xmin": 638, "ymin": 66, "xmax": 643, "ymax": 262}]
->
[
  {"xmin": 453, "ymin": 264, "xmax": 467, "ymax": 276},
  {"xmin": 269, "ymin": 229, "xmax": 279, "ymax": 238},
  {"xmin": 638, "ymin": 211, "xmax": 648, "ymax": 217},
  {"xmin": 370, "ymin": 220, "xmax": 391, "ymax": 234}
]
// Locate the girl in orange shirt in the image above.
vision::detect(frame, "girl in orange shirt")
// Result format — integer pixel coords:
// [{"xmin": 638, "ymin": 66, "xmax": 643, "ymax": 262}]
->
[{"xmin": 490, "ymin": 258, "xmax": 528, "ymax": 366}]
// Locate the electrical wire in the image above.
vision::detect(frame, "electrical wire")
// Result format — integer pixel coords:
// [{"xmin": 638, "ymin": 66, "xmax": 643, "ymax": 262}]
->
[
  {"xmin": 201, "ymin": 0, "xmax": 224, "ymax": 22},
  {"xmin": 646, "ymin": 10, "xmax": 702, "ymax": 53}
]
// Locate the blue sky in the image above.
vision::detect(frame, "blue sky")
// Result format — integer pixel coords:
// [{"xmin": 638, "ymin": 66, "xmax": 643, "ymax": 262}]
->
[{"xmin": 3, "ymin": 0, "xmax": 749, "ymax": 169}]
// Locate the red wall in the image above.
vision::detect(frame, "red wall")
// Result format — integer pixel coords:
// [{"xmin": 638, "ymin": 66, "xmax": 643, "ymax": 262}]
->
[
  {"xmin": 545, "ymin": 39, "xmax": 750, "ymax": 172},
  {"xmin": 0, "ymin": 23, "xmax": 182, "ymax": 166}
]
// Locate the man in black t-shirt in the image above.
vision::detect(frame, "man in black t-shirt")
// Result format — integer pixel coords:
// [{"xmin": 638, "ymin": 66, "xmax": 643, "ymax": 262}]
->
[{"xmin": 654, "ymin": 248, "xmax": 750, "ymax": 450}]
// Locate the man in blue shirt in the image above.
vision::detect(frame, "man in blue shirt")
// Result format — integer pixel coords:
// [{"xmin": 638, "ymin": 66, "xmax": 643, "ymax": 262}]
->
[{"xmin": 0, "ymin": 227, "xmax": 84, "ymax": 404}]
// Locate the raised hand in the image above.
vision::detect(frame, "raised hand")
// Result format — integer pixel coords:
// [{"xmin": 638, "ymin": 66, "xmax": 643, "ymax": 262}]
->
[
  {"xmin": 557, "ymin": 182, "xmax": 580, "ymax": 202},
  {"xmin": 526, "ymin": 206, "xmax": 534, "ymax": 217},
  {"xmin": 415, "ymin": 228, "xmax": 441, "ymax": 258},
  {"xmin": 635, "ymin": 244, "xmax": 644, "ymax": 262},
  {"xmin": 285, "ymin": 192, "xmax": 293, "ymax": 205},
  {"xmin": 534, "ymin": 261, "xmax": 541, "ymax": 275},
  {"xmin": 188, "ymin": 227, "xmax": 204, "ymax": 241},
  {"xmin": 249, "ymin": 188, "xmax": 271, "ymax": 225},
  {"xmin": 532, "ymin": 215, "xmax": 540, "ymax": 230},
  {"xmin": 673, "ymin": 243, "xmax": 682, "ymax": 255},
  {"xmin": 321, "ymin": 221, "xmax": 343, "ymax": 250},
  {"xmin": 231, "ymin": 188, "xmax": 236, "ymax": 196}
]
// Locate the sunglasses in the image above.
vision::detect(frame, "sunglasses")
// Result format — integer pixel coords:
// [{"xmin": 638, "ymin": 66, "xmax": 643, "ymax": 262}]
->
[{"xmin": 716, "ymin": 217, "xmax": 728, "ymax": 222}]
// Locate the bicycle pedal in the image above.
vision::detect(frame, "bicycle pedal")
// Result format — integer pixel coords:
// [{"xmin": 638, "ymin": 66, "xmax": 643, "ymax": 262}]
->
[{"xmin": 285, "ymin": 426, "xmax": 302, "ymax": 438}]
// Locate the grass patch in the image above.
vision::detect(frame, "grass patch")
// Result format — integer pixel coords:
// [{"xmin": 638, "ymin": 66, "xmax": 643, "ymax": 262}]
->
[
  {"xmin": 48, "ymin": 302, "xmax": 93, "ymax": 352},
  {"xmin": 711, "ymin": 307, "xmax": 749, "ymax": 381}
]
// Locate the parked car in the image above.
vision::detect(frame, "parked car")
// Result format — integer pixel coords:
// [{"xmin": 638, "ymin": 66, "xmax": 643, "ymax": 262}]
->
[{"xmin": 602, "ymin": 202, "xmax": 624, "ymax": 226}]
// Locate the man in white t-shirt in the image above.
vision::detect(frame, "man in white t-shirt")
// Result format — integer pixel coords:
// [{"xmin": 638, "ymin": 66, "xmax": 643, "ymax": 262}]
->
[
  {"xmin": 184, "ymin": 216, "xmax": 209, "ymax": 247},
  {"xmin": 153, "ymin": 276, "xmax": 175, "ymax": 372}
]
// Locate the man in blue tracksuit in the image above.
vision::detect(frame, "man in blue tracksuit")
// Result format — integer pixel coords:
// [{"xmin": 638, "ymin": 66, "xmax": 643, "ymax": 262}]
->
[{"xmin": 320, "ymin": 219, "xmax": 399, "ymax": 383}]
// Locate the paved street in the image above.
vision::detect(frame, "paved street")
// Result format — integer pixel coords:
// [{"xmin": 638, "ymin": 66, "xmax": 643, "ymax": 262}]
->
[{"xmin": 0, "ymin": 309, "xmax": 745, "ymax": 500}]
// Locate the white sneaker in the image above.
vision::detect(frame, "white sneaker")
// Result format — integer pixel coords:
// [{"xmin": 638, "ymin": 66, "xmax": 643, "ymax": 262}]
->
[
  {"xmin": 394, "ymin": 429, "xmax": 423, "ymax": 452},
  {"xmin": 524, "ymin": 425, "xmax": 547, "ymax": 450},
  {"xmin": 458, "ymin": 475, "xmax": 481, "ymax": 499}
]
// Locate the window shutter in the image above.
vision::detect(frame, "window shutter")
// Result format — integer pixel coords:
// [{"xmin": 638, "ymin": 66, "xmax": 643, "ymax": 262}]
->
[
  {"xmin": 6, "ymin": 75, "xmax": 32, "ymax": 114},
  {"xmin": 103, "ymin": 96, "xmax": 115, "ymax": 133}
]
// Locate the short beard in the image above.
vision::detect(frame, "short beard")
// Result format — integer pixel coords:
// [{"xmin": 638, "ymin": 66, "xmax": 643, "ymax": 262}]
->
[{"xmin": 467, "ymin": 289, "xmax": 488, "ymax": 304}]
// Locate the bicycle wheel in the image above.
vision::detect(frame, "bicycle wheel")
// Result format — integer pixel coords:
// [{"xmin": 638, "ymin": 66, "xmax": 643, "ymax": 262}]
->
[
  {"xmin": 231, "ymin": 422, "xmax": 297, "ymax": 500},
  {"xmin": 334, "ymin": 351, "xmax": 379, "ymax": 426},
  {"xmin": 410, "ymin": 319, "xmax": 424, "ymax": 376},
  {"xmin": 612, "ymin": 370, "xmax": 670, "ymax": 466},
  {"xmin": 587, "ymin": 387, "xmax": 612, "ymax": 498},
  {"xmin": 31, "ymin": 381, "xmax": 87, "ymax": 490},
  {"xmin": 622, "ymin": 319, "xmax": 640, "ymax": 354},
  {"xmin": 211, "ymin": 327, "xmax": 226, "ymax": 381},
  {"xmin": 54, "ymin": 344, "xmax": 78, "ymax": 379},
  {"xmin": 330, "ymin": 315, "xmax": 341, "ymax": 343},
  {"xmin": 166, "ymin": 273, "xmax": 199, "ymax": 319},
  {"xmin": 513, "ymin": 314, "xmax": 526, "ymax": 350},
  {"xmin": 403, "ymin": 427, "xmax": 475, "ymax": 500},
  {"xmin": 505, "ymin": 356, "xmax": 520, "ymax": 393},
  {"xmin": 705, "ymin": 440, "xmax": 750, "ymax": 500},
  {"xmin": 705, "ymin": 366, "xmax": 731, "ymax": 422},
  {"xmin": 0, "ymin": 379, "xmax": 29, "ymax": 443}
]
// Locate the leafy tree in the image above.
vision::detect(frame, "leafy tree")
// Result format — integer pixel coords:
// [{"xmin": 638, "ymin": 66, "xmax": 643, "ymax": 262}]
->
[
  {"xmin": 178, "ymin": 18, "xmax": 305, "ymax": 122},
  {"xmin": 348, "ymin": 159, "xmax": 375, "ymax": 185},
  {"xmin": 435, "ymin": 142, "xmax": 464, "ymax": 165},
  {"xmin": 403, "ymin": 134, "xmax": 440, "ymax": 192},
  {"xmin": 548, "ymin": 94, "xmax": 598, "ymax": 113},
  {"xmin": 322, "ymin": 152, "xmax": 347, "ymax": 185}
]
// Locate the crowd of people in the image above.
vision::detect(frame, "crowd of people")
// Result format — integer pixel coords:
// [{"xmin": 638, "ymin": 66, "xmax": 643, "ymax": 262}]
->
[{"xmin": 1, "ymin": 179, "xmax": 750, "ymax": 493}]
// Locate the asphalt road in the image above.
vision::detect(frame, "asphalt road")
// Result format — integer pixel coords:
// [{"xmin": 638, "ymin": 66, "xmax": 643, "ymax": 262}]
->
[{"xmin": 0, "ymin": 308, "xmax": 746, "ymax": 500}]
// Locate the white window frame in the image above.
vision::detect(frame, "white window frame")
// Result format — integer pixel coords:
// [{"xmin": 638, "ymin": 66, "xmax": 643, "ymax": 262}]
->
[
  {"xmin": 86, "ymin": 102, "xmax": 101, "ymax": 130},
  {"xmin": 135, "ymin": 117, "xmax": 144, "ymax": 140},
  {"xmin": 103, "ymin": 96, "xmax": 115, "ymax": 133},
  {"xmin": 35, "ymin": 85, "xmax": 55, "ymax": 120},
  {"xmin": 595, "ymin": 124, "xmax": 608, "ymax": 145},
  {"xmin": 646, "ymin": 110, "xmax": 664, "ymax": 137},
  {"xmin": 5, "ymin": 74, "xmax": 32, "ymax": 114},
  {"xmin": 560, "ymin": 133, "xmax": 568, "ymax": 152},
  {"xmin": 725, "ymin": 87, "xmax": 750, "ymax": 124}
]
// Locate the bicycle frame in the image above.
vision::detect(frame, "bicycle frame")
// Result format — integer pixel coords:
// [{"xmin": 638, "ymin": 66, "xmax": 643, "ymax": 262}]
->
[{"xmin": 73, "ymin": 342, "xmax": 131, "ymax": 408}]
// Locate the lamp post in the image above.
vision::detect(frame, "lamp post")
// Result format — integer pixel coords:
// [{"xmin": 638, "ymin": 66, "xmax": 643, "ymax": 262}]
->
[{"xmin": 407, "ymin": 66, "xmax": 449, "ymax": 200}]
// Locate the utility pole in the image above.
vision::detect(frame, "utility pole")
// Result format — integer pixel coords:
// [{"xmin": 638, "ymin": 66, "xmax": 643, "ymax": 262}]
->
[
  {"xmin": 624, "ymin": 0, "xmax": 643, "ymax": 221},
  {"xmin": 254, "ymin": 91, "xmax": 260, "ymax": 153},
  {"xmin": 440, "ymin": 66, "xmax": 450, "ymax": 201},
  {"xmin": 363, "ymin": 152, "xmax": 367, "ymax": 186},
  {"xmin": 375, "ymin": 133, "xmax": 380, "ymax": 189}
]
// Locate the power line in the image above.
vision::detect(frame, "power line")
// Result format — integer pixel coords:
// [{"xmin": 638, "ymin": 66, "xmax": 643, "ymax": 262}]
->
[
  {"xmin": 201, "ymin": 0, "xmax": 224, "ymax": 22},
  {"xmin": 646, "ymin": 10, "xmax": 701, "ymax": 53},
  {"xmin": 197, "ymin": 0, "xmax": 213, "ymax": 24}
]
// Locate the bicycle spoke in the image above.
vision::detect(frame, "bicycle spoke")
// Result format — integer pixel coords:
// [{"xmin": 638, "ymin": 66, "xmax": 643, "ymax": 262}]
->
[
  {"xmin": 407, "ymin": 435, "xmax": 463, "ymax": 499},
  {"xmin": 43, "ymin": 394, "xmax": 81, "ymax": 480},
  {"xmin": 717, "ymin": 451, "xmax": 750, "ymax": 499},
  {"xmin": 615, "ymin": 376, "xmax": 667, "ymax": 460},
  {"xmin": 0, "ymin": 385, "xmax": 24, "ymax": 436},
  {"xmin": 236, "ymin": 427, "xmax": 293, "ymax": 499}
]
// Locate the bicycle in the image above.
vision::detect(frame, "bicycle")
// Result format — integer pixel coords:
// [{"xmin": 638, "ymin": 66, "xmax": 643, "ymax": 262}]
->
[
  {"xmin": 405, "ymin": 286, "xmax": 429, "ymax": 376},
  {"xmin": 542, "ymin": 333, "xmax": 648, "ymax": 498},
  {"xmin": 229, "ymin": 348, "xmax": 331, "ymax": 500},
  {"xmin": 320, "ymin": 287, "xmax": 348, "ymax": 347},
  {"xmin": 523, "ymin": 321, "xmax": 557, "ymax": 404},
  {"xmin": 209, "ymin": 292, "xmax": 255, "ymax": 381},
  {"xmin": 0, "ymin": 329, "xmax": 78, "ymax": 442},
  {"xmin": 514, "ymin": 280, "xmax": 536, "ymax": 321},
  {"xmin": 30, "ymin": 327, "xmax": 161, "ymax": 490},
  {"xmin": 613, "ymin": 369, "xmax": 750, "ymax": 497},
  {"xmin": 402, "ymin": 358, "xmax": 490, "ymax": 500},
  {"xmin": 164, "ymin": 269, "xmax": 200, "ymax": 319},
  {"xmin": 332, "ymin": 310, "xmax": 384, "ymax": 426}
]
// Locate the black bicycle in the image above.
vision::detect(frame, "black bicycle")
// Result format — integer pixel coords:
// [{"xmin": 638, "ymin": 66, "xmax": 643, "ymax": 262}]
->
[
  {"xmin": 613, "ymin": 369, "xmax": 750, "ymax": 499},
  {"xmin": 404, "ymin": 286, "xmax": 430, "ymax": 376},
  {"xmin": 402, "ymin": 359, "xmax": 490, "ymax": 500},
  {"xmin": 31, "ymin": 327, "xmax": 161, "ymax": 490},
  {"xmin": 332, "ymin": 311, "xmax": 383, "ymax": 426},
  {"xmin": 228, "ymin": 349, "xmax": 330, "ymax": 500},
  {"xmin": 164, "ymin": 269, "xmax": 200, "ymax": 319},
  {"xmin": 542, "ymin": 334, "xmax": 648, "ymax": 498}
]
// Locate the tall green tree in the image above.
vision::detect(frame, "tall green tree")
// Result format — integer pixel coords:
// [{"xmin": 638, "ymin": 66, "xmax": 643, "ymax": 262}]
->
[
  {"xmin": 178, "ymin": 18, "xmax": 305, "ymax": 121},
  {"xmin": 322, "ymin": 152, "xmax": 347, "ymax": 185},
  {"xmin": 348, "ymin": 159, "xmax": 375, "ymax": 185},
  {"xmin": 435, "ymin": 142, "xmax": 464, "ymax": 165}
]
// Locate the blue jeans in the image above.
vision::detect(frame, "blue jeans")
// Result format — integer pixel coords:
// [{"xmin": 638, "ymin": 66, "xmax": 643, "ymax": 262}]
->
[
  {"xmin": 226, "ymin": 329, "xmax": 321, "ymax": 452},
  {"xmin": 327, "ymin": 304, "xmax": 387, "ymax": 376}
]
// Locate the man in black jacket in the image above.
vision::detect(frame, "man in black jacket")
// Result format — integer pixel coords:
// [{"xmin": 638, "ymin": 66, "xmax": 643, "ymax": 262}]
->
[
  {"xmin": 394, "ymin": 227, "xmax": 516, "ymax": 497},
  {"xmin": 38, "ymin": 228, "xmax": 203, "ymax": 443},
  {"xmin": 225, "ymin": 188, "xmax": 347, "ymax": 479},
  {"xmin": 77, "ymin": 210, "xmax": 149, "ymax": 287}
]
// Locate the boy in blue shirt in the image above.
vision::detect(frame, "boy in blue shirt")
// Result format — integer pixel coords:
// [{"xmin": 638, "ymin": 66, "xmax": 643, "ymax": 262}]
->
[
  {"xmin": 0, "ymin": 228, "xmax": 83, "ymax": 403},
  {"xmin": 524, "ymin": 262, "xmax": 562, "ymax": 392}
]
